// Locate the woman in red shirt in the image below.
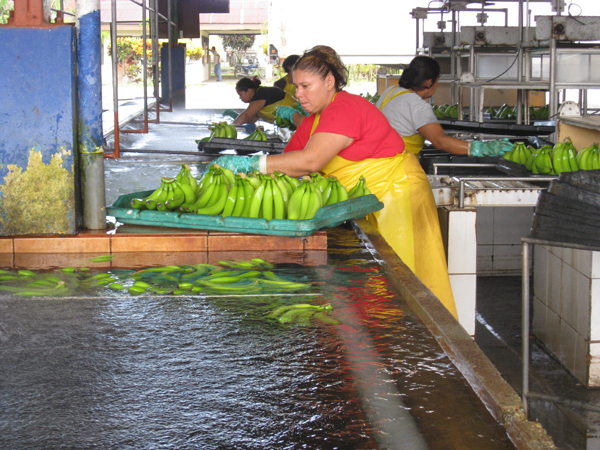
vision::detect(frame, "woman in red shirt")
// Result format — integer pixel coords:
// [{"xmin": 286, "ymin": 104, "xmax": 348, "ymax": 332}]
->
[{"xmin": 211, "ymin": 45, "xmax": 457, "ymax": 319}]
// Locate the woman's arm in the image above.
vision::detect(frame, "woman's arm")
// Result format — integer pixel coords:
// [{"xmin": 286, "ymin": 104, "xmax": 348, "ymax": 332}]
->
[
  {"xmin": 418, "ymin": 122, "xmax": 469, "ymax": 155},
  {"xmin": 233, "ymin": 100, "xmax": 266, "ymax": 125},
  {"xmin": 265, "ymin": 132, "xmax": 353, "ymax": 177}
]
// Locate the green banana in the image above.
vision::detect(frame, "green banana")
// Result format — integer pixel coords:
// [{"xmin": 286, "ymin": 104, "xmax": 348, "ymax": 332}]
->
[
  {"xmin": 246, "ymin": 172, "xmax": 262, "ymax": 190},
  {"xmin": 241, "ymin": 176, "xmax": 255, "ymax": 217},
  {"xmin": 144, "ymin": 180, "xmax": 167, "ymax": 210},
  {"xmin": 271, "ymin": 176, "xmax": 286, "ymax": 220},
  {"xmin": 130, "ymin": 198, "xmax": 148, "ymax": 210},
  {"xmin": 212, "ymin": 164, "xmax": 236, "ymax": 184},
  {"xmin": 232, "ymin": 177, "xmax": 248, "ymax": 217},
  {"xmin": 248, "ymin": 179, "xmax": 266, "ymax": 218},
  {"xmin": 286, "ymin": 180, "xmax": 308, "ymax": 220},
  {"xmin": 175, "ymin": 164, "xmax": 198, "ymax": 190},
  {"xmin": 335, "ymin": 179, "xmax": 349, "ymax": 203},
  {"xmin": 221, "ymin": 177, "xmax": 239, "ymax": 217},
  {"xmin": 320, "ymin": 178, "xmax": 334, "ymax": 204},
  {"xmin": 348, "ymin": 176, "xmax": 367, "ymax": 199},
  {"xmin": 323, "ymin": 180, "xmax": 338, "ymax": 206},
  {"xmin": 196, "ymin": 165, "xmax": 216, "ymax": 196},
  {"xmin": 164, "ymin": 178, "xmax": 187, "ymax": 210},
  {"xmin": 297, "ymin": 179, "xmax": 312, "ymax": 220},
  {"xmin": 261, "ymin": 177, "xmax": 274, "ymax": 221},
  {"xmin": 155, "ymin": 183, "xmax": 172, "ymax": 211},
  {"xmin": 185, "ymin": 174, "xmax": 220, "ymax": 211},
  {"xmin": 302, "ymin": 181, "xmax": 323, "ymax": 220},
  {"xmin": 192, "ymin": 185, "xmax": 229, "ymax": 215}
]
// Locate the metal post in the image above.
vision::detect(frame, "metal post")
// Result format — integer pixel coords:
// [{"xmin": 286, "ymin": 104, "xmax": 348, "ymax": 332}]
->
[
  {"xmin": 522, "ymin": 240, "xmax": 530, "ymax": 416},
  {"xmin": 76, "ymin": 0, "xmax": 107, "ymax": 229},
  {"xmin": 107, "ymin": 0, "xmax": 120, "ymax": 158}
]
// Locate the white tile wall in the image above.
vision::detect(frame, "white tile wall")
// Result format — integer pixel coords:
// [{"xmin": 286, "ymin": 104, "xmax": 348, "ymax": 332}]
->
[
  {"xmin": 591, "ymin": 278, "xmax": 600, "ymax": 341},
  {"xmin": 534, "ymin": 244, "xmax": 600, "ymax": 386},
  {"xmin": 589, "ymin": 343, "xmax": 600, "ymax": 386},
  {"xmin": 450, "ymin": 274, "xmax": 477, "ymax": 335}
]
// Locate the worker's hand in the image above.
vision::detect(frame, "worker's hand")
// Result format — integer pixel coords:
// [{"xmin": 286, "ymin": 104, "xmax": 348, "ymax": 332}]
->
[
  {"xmin": 468, "ymin": 138, "xmax": 513, "ymax": 157},
  {"xmin": 205, "ymin": 155, "xmax": 262, "ymax": 176},
  {"xmin": 222, "ymin": 109, "xmax": 239, "ymax": 120},
  {"xmin": 276, "ymin": 106, "xmax": 299, "ymax": 123}
]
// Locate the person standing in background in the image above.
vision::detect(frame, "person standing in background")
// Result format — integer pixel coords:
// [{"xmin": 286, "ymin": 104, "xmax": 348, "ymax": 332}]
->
[{"xmin": 211, "ymin": 47, "xmax": 222, "ymax": 82}]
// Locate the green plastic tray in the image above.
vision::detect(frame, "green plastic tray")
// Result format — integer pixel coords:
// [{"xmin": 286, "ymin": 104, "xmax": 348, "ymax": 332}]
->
[{"xmin": 107, "ymin": 190, "xmax": 384, "ymax": 237}]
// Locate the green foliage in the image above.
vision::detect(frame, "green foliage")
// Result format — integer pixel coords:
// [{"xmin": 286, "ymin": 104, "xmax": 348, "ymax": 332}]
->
[
  {"xmin": 221, "ymin": 34, "xmax": 255, "ymax": 61},
  {"xmin": 347, "ymin": 64, "xmax": 379, "ymax": 82},
  {"xmin": 0, "ymin": 0, "xmax": 13, "ymax": 24},
  {"xmin": 0, "ymin": 148, "xmax": 75, "ymax": 235},
  {"xmin": 107, "ymin": 37, "xmax": 153, "ymax": 83}
]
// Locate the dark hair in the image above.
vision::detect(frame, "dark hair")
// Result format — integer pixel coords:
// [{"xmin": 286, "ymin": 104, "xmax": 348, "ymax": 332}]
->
[
  {"xmin": 293, "ymin": 45, "xmax": 348, "ymax": 91},
  {"xmin": 282, "ymin": 54, "xmax": 300, "ymax": 73},
  {"xmin": 236, "ymin": 77, "xmax": 261, "ymax": 91},
  {"xmin": 399, "ymin": 56, "xmax": 440, "ymax": 90}
]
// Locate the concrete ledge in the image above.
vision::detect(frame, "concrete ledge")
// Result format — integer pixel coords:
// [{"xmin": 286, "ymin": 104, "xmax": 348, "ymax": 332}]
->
[{"xmin": 353, "ymin": 219, "xmax": 557, "ymax": 450}]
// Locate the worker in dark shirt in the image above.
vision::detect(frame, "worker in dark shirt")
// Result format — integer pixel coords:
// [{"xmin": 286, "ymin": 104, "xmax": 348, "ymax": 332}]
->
[{"xmin": 232, "ymin": 77, "xmax": 297, "ymax": 125}]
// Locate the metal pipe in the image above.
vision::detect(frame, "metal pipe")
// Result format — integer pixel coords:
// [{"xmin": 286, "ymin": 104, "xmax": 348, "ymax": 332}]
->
[
  {"xmin": 107, "ymin": 0, "xmax": 120, "ymax": 158},
  {"xmin": 522, "ymin": 240, "xmax": 530, "ymax": 416},
  {"xmin": 122, "ymin": 0, "xmax": 149, "ymax": 134},
  {"xmin": 76, "ymin": 0, "xmax": 107, "ymax": 230},
  {"xmin": 455, "ymin": 176, "xmax": 556, "ymax": 208},
  {"xmin": 549, "ymin": 37, "xmax": 557, "ymax": 133}
]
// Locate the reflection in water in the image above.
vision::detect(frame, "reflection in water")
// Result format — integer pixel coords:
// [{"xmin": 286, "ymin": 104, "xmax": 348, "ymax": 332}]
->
[{"xmin": 0, "ymin": 227, "xmax": 514, "ymax": 449}]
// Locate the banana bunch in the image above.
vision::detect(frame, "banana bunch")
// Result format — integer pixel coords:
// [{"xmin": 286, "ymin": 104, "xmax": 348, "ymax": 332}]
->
[
  {"xmin": 347, "ymin": 176, "xmax": 372, "ymax": 199},
  {"xmin": 287, "ymin": 177, "xmax": 324, "ymax": 220},
  {"xmin": 244, "ymin": 127, "xmax": 268, "ymax": 141},
  {"xmin": 502, "ymin": 141, "xmax": 532, "ymax": 166},
  {"xmin": 180, "ymin": 164, "xmax": 236, "ymax": 215},
  {"xmin": 530, "ymin": 145, "xmax": 555, "ymax": 175},
  {"xmin": 130, "ymin": 164, "xmax": 197, "ymax": 211},
  {"xmin": 551, "ymin": 137, "xmax": 579, "ymax": 174},
  {"xmin": 432, "ymin": 103, "xmax": 459, "ymax": 119},
  {"xmin": 266, "ymin": 303, "xmax": 339, "ymax": 325},
  {"xmin": 209, "ymin": 121, "xmax": 237, "ymax": 140},
  {"xmin": 576, "ymin": 143, "xmax": 600, "ymax": 170},
  {"xmin": 311, "ymin": 172, "xmax": 350, "ymax": 206}
]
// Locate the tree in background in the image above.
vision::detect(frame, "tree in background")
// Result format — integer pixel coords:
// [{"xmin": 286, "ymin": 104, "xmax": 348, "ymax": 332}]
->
[
  {"xmin": 221, "ymin": 34, "xmax": 255, "ymax": 64},
  {"xmin": 0, "ymin": 0, "xmax": 13, "ymax": 24}
]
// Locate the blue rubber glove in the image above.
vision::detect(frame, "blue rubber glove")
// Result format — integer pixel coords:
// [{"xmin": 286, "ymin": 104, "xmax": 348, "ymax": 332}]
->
[
  {"xmin": 468, "ymin": 138, "xmax": 513, "ymax": 157},
  {"xmin": 294, "ymin": 103, "xmax": 307, "ymax": 116},
  {"xmin": 244, "ymin": 123, "xmax": 256, "ymax": 133},
  {"xmin": 276, "ymin": 106, "xmax": 298, "ymax": 123},
  {"xmin": 206, "ymin": 155, "xmax": 261, "ymax": 175}
]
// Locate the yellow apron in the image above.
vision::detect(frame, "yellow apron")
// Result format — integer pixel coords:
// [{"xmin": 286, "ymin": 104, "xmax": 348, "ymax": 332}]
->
[
  {"xmin": 257, "ymin": 88, "xmax": 297, "ymax": 123},
  {"xmin": 379, "ymin": 87, "xmax": 426, "ymax": 156},
  {"xmin": 311, "ymin": 103, "xmax": 457, "ymax": 318}
]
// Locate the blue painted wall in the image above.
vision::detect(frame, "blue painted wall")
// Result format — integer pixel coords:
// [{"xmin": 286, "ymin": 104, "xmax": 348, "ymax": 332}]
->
[
  {"xmin": 161, "ymin": 44, "xmax": 186, "ymax": 108},
  {"xmin": 0, "ymin": 26, "xmax": 79, "ymax": 236}
]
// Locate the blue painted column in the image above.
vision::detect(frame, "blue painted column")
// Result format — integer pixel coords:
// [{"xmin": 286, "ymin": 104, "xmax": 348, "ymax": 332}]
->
[
  {"xmin": 77, "ymin": 0, "xmax": 106, "ymax": 230},
  {"xmin": 0, "ymin": 26, "xmax": 79, "ymax": 236}
]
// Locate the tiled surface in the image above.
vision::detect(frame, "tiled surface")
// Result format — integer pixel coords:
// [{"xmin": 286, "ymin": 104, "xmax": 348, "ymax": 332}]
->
[
  {"xmin": 447, "ymin": 209, "xmax": 477, "ymax": 274},
  {"xmin": 0, "ymin": 228, "xmax": 328, "ymax": 268},
  {"xmin": 533, "ymin": 244, "xmax": 600, "ymax": 386},
  {"xmin": 208, "ymin": 234, "xmax": 304, "ymax": 252},
  {"xmin": 0, "ymin": 239, "xmax": 13, "ymax": 254},
  {"xmin": 449, "ymin": 273, "xmax": 476, "ymax": 335},
  {"xmin": 13, "ymin": 237, "xmax": 111, "ymax": 254},
  {"xmin": 111, "ymin": 235, "xmax": 208, "ymax": 253}
]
